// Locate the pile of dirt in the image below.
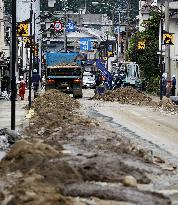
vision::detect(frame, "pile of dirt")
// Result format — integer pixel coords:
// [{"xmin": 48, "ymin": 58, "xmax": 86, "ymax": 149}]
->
[
  {"xmin": 158, "ymin": 97, "xmax": 176, "ymax": 112},
  {"xmin": 0, "ymin": 139, "xmax": 82, "ymax": 205},
  {"xmin": 24, "ymin": 89, "xmax": 90, "ymax": 139},
  {"xmin": 92, "ymin": 87, "xmax": 154, "ymax": 106},
  {"xmin": 32, "ymin": 89, "xmax": 80, "ymax": 113}
]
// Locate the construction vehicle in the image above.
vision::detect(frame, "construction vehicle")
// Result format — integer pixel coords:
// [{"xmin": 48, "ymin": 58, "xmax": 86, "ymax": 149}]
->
[
  {"xmin": 118, "ymin": 62, "xmax": 141, "ymax": 89},
  {"xmin": 45, "ymin": 52, "xmax": 83, "ymax": 98},
  {"xmin": 96, "ymin": 59, "xmax": 113, "ymax": 89},
  {"xmin": 95, "ymin": 60, "xmax": 141, "ymax": 90}
]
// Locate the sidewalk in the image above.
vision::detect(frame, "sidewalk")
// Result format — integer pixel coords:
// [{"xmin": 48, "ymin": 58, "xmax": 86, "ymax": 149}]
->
[{"xmin": 0, "ymin": 91, "xmax": 32, "ymax": 130}]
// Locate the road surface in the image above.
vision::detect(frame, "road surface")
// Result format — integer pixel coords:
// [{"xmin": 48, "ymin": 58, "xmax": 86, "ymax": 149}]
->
[{"xmin": 80, "ymin": 89, "xmax": 178, "ymax": 161}]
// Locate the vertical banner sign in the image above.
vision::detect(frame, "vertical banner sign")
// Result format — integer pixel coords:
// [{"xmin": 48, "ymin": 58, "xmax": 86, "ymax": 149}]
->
[
  {"xmin": 138, "ymin": 41, "xmax": 145, "ymax": 50},
  {"xmin": 163, "ymin": 33, "xmax": 174, "ymax": 45},
  {"xmin": 80, "ymin": 38, "xmax": 93, "ymax": 51},
  {"xmin": 17, "ymin": 22, "xmax": 29, "ymax": 36}
]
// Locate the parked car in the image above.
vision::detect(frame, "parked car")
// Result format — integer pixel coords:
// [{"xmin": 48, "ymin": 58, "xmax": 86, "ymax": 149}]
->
[{"xmin": 82, "ymin": 72, "xmax": 96, "ymax": 88}]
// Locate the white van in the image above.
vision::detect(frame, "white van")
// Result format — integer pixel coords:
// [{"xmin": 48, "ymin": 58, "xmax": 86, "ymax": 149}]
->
[{"xmin": 82, "ymin": 72, "xmax": 96, "ymax": 88}]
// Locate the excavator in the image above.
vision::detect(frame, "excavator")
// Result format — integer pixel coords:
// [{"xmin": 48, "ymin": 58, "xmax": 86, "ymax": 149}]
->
[
  {"xmin": 119, "ymin": 62, "xmax": 141, "ymax": 89},
  {"xmin": 95, "ymin": 60, "xmax": 141, "ymax": 90}
]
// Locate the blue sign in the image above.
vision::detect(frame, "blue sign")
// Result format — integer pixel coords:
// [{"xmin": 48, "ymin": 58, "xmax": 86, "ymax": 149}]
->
[
  {"xmin": 66, "ymin": 20, "xmax": 75, "ymax": 32},
  {"xmin": 80, "ymin": 38, "xmax": 93, "ymax": 51}
]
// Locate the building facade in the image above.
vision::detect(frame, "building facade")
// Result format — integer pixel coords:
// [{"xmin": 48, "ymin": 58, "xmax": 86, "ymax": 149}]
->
[{"xmin": 0, "ymin": 0, "xmax": 11, "ymax": 93}]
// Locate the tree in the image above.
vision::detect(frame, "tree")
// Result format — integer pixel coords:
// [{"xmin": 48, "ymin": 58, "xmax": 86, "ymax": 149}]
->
[
  {"xmin": 128, "ymin": 11, "xmax": 161, "ymax": 93},
  {"xmin": 4, "ymin": 0, "xmax": 139, "ymax": 17}
]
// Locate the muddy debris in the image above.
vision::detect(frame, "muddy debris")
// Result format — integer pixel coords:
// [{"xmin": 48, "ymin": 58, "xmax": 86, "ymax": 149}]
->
[
  {"xmin": 0, "ymin": 89, "xmax": 174, "ymax": 205},
  {"xmin": 157, "ymin": 96, "xmax": 176, "ymax": 113},
  {"xmin": 0, "ymin": 139, "xmax": 82, "ymax": 184},
  {"xmin": 92, "ymin": 87, "xmax": 154, "ymax": 106},
  {"xmin": 63, "ymin": 182, "xmax": 171, "ymax": 205},
  {"xmin": 0, "ymin": 139, "xmax": 82, "ymax": 205},
  {"xmin": 92, "ymin": 87, "xmax": 178, "ymax": 114},
  {"xmin": 76, "ymin": 154, "xmax": 151, "ymax": 184},
  {"xmin": 24, "ymin": 89, "xmax": 91, "ymax": 140}
]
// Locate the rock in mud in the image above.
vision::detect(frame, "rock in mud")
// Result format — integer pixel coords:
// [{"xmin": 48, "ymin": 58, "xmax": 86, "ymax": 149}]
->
[{"xmin": 122, "ymin": 175, "xmax": 137, "ymax": 187}]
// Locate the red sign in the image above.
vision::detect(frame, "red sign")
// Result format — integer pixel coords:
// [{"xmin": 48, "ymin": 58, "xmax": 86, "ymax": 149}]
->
[{"xmin": 53, "ymin": 20, "xmax": 63, "ymax": 32}]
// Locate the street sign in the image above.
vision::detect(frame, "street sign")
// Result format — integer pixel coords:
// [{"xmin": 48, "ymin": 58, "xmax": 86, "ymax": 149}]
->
[
  {"xmin": 53, "ymin": 20, "xmax": 63, "ymax": 32},
  {"xmin": 17, "ymin": 22, "xmax": 29, "ymax": 37},
  {"xmin": 163, "ymin": 33, "xmax": 174, "ymax": 45},
  {"xmin": 66, "ymin": 20, "xmax": 75, "ymax": 32},
  {"xmin": 80, "ymin": 38, "xmax": 93, "ymax": 51},
  {"xmin": 138, "ymin": 41, "xmax": 145, "ymax": 50}
]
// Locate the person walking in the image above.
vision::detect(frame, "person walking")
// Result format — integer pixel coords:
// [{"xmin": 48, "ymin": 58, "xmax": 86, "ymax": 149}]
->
[
  {"xmin": 171, "ymin": 75, "xmax": 176, "ymax": 96},
  {"xmin": 32, "ymin": 69, "xmax": 41, "ymax": 98},
  {"xmin": 18, "ymin": 76, "xmax": 26, "ymax": 100}
]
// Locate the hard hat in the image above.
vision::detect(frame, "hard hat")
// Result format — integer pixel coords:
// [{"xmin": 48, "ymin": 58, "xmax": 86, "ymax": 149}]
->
[
  {"xmin": 20, "ymin": 76, "xmax": 23, "ymax": 79},
  {"xmin": 33, "ymin": 69, "xmax": 37, "ymax": 73},
  {"xmin": 162, "ymin": 73, "xmax": 167, "ymax": 78},
  {"xmin": 172, "ymin": 74, "xmax": 176, "ymax": 78}
]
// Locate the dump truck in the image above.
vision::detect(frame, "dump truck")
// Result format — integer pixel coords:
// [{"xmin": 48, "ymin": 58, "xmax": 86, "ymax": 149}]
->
[{"xmin": 45, "ymin": 52, "xmax": 83, "ymax": 98}]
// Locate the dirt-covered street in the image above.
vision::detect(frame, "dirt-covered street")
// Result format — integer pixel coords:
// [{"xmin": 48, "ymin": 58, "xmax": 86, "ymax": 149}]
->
[{"xmin": 0, "ymin": 88, "xmax": 178, "ymax": 205}]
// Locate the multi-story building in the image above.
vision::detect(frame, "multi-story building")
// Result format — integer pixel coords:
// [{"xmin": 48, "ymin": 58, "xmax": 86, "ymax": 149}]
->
[
  {"xmin": 139, "ymin": 0, "xmax": 178, "ymax": 94},
  {"xmin": 0, "ymin": 0, "xmax": 11, "ymax": 93}
]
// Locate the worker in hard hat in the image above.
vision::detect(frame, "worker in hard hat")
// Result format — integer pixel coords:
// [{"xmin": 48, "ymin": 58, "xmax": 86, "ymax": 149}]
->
[
  {"xmin": 32, "ymin": 69, "xmax": 41, "ymax": 98},
  {"xmin": 162, "ymin": 73, "xmax": 167, "ymax": 96},
  {"xmin": 171, "ymin": 75, "xmax": 176, "ymax": 96}
]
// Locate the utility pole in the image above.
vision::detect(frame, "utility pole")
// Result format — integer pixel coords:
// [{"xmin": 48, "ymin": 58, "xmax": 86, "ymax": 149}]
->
[
  {"xmin": 84, "ymin": 0, "xmax": 87, "ymax": 13},
  {"xmin": 160, "ymin": 1, "xmax": 163, "ymax": 100},
  {"xmin": 64, "ymin": 9, "xmax": 67, "ymax": 52},
  {"xmin": 107, "ymin": 33, "xmax": 109, "ymax": 70},
  {"xmin": 28, "ymin": 2, "xmax": 33, "ymax": 108},
  {"xmin": 33, "ymin": 12, "xmax": 36, "ymax": 71},
  {"xmin": 11, "ymin": 0, "xmax": 16, "ymax": 130},
  {"xmin": 165, "ymin": 0, "xmax": 170, "ymax": 80},
  {"xmin": 124, "ymin": 0, "xmax": 131, "ymax": 61},
  {"xmin": 117, "ymin": 12, "xmax": 121, "ymax": 61}
]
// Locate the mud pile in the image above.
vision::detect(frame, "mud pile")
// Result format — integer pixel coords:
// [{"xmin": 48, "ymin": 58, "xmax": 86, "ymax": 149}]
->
[
  {"xmin": 0, "ymin": 139, "xmax": 81, "ymax": 205},
  {"xmin": 32, "ymin": 89, "xmax": 80, "ymax": 112},
  {"xmin": 158, "ymin": 97, "xmax": 176, "ymax": 112},
  {"xmin": 93, "ymin": 87, "xmax": 154, "ymax": 106},
  {"xmin": 24, "ymin": 89, "xmax": 90, "ymax": 139}
]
